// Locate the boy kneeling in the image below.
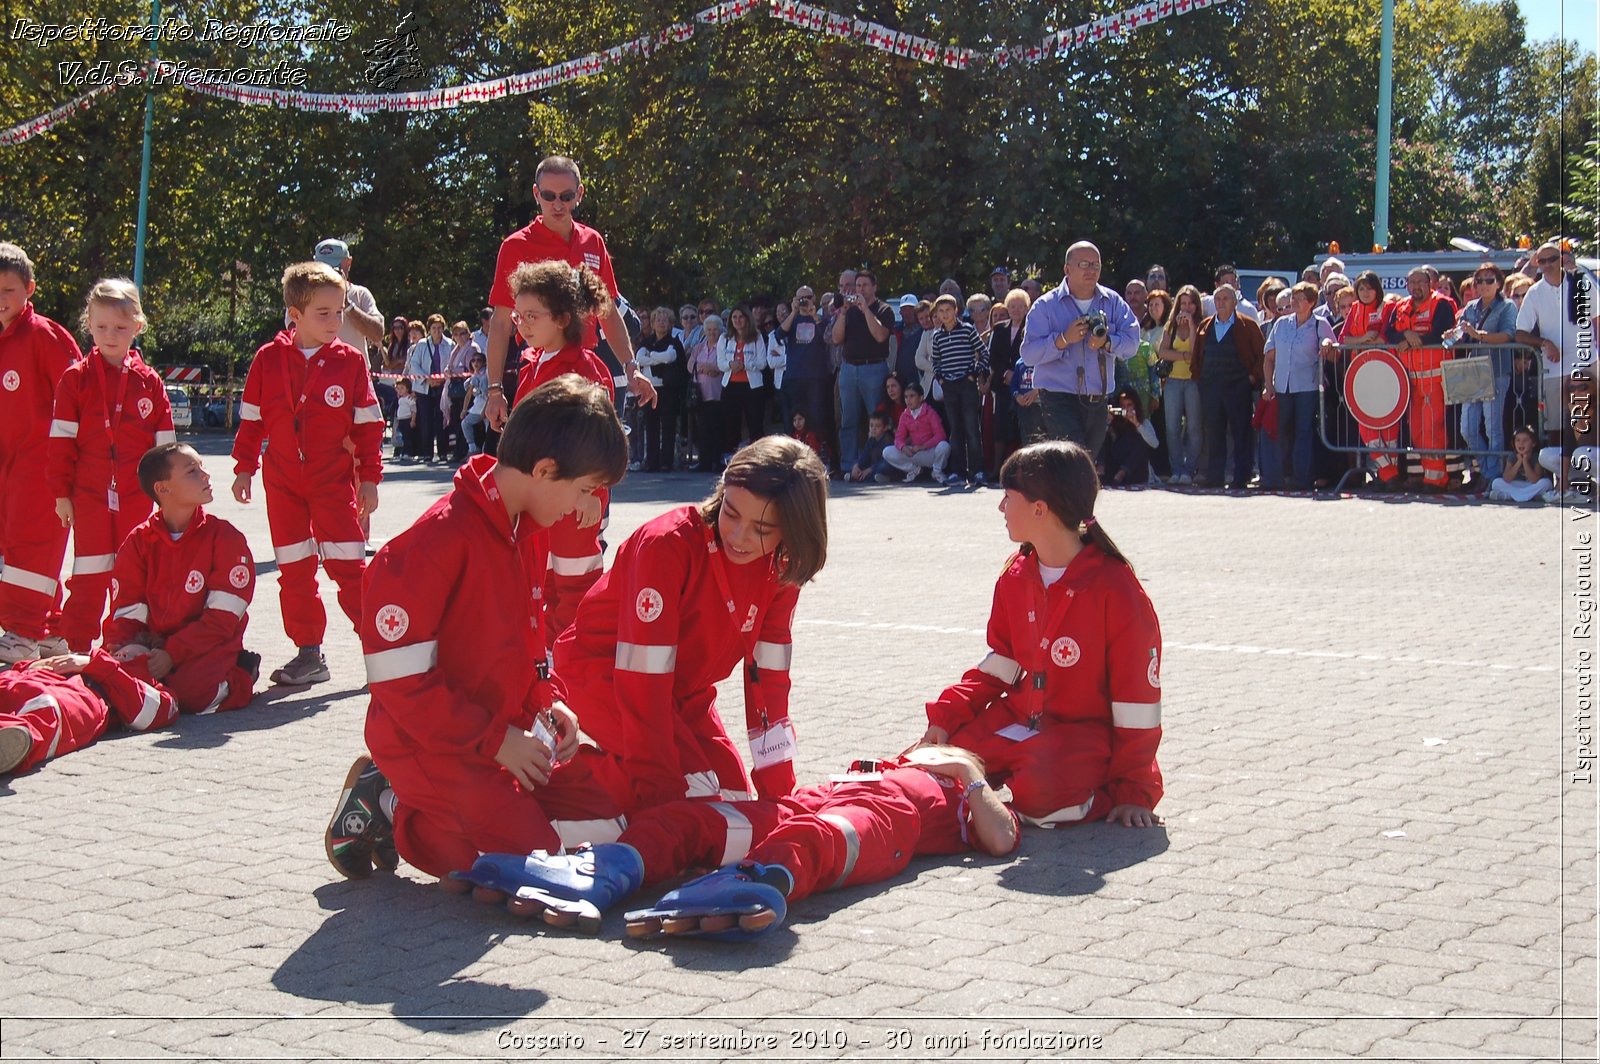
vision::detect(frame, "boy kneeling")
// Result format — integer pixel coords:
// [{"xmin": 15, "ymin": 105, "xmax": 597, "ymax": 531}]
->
[
  {"xmin": 328, "ymin": 376, "xmax": 629, "ymax": 882},
  {"xmin": 103, "ymin": 444, "xmax": 260, "ymax": 714}
]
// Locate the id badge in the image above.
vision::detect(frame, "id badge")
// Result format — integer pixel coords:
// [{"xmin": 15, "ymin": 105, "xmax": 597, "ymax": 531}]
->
[
  {"xmin": 996, "ymin": 722, "xmax": 1038, "ymax": 742},
  {"xmin": 530, "ymin": 715, "xmax": 558, "ymax": 761},
  {"xmin": 749, "ymin": 720, "xmax": 798, "ymax": 769},
  {"xmin": 107, "ymin": 488, "xmax": 120, "ymax": 513}
]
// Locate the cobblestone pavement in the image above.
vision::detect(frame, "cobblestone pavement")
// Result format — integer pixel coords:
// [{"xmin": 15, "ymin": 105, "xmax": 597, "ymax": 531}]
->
[{"xmin": 1, "ymin": 437, "xmax": 1594, "ymax": 1062}]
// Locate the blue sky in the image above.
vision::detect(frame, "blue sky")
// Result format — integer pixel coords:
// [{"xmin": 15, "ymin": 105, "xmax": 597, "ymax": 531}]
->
[{"xmin": 1520, "ymin": 0, "xmax": 1596, "ymax": 56}]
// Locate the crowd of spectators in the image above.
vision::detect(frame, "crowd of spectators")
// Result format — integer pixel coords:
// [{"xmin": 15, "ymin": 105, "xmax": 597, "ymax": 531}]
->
[{"xmin": 360, "ymin": 242, "xmax": 1592, "ymax": 500}]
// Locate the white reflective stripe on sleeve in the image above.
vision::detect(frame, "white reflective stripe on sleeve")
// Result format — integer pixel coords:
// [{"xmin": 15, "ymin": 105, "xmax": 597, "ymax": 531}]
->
[
  {"xmin": 1112, "ymin": 701, "xmax": 1162, "ymax": 729},
  {"xmin": 615, "ymin": 642, "xmax": 677, "ymax": 675},
  {"xmin": 239, "ymin": 402, "xmax": 262, "ymax": 421},
  {"xmin": 205, "ymin": 590, "xmax": 249, "ymax": 617},
  {"xmin": 353, "ymin": 404, "xmax": 384, "ymax": 424},
  {"xmin": 154, "ymin": 430, "xmax": 177, "ymax": 446},
  {"xmin": 112, "ymin": 602, "xmax": 150, "ymax": 623},
  {"xmin": 128, "ymin": 682, "xmax": 166, "ymax": 730},
  {"xmin": 17, "ymin": 694, "xmax": 63, "ymax": 760},
  {"xmin": 684, "ymin": 770, "xmax": 720, "ymax": 798},
  {"xmin": 752, "ymin": 640, "xmax": 792, "ymax": 671},
  {"xmin": 0, "ymin": 567, "xmax": 58, "ymax": 597},
  {"xmin": 553, "ymin": 816, "xmax": 627, "ymax": 849},
  {"xmin": 273, "ymin": 538, "xmax": 318, "ymax": 566},
  {"xmin": 196, "ymin": 681, "xmax": 229, "ymax": 716},
  {"xmin": 550, "ymin": 552, "xmax": 604, "ymax": 576},
  {"xmin": 363, "ymin": 640, "xmax": 439, "ymax": 683},
  {"xmin": 710, "ymin": 802, "xmax": 754, "ymax": 865},
  {"xmin": 49, "ymin": 419, "xmax": 79, "ymax": 438},
  {"xmin": 818, "ymin": 813, "xmax": 861, "ymax": 890},
  {"xmin": 1018, "ymin": 795, "xmax": 1097, "ymax": 829},
  {"xmin": 719, "ymin": 789, "xmax": 753, "ymax": 801},
  {"xmin": 978, "ymin": 651, "xmax": 1023, "ymax": 684},
  {"xmin": 70, "ymin": 553, "xmax": 117, "ymax": 576},
  {"xmin": 318, "ymin": 541, "xmax": 366, "ymax": 562}
]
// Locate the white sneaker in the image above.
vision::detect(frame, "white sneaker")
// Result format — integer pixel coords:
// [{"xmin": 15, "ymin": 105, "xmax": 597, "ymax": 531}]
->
[
  {"xmin": 0, "ymin": 723, "xmax": 33, "ymax": 774},
  {"xmin": 1486, "ymin": 489, "xmax": 1509, "ymax": 501},
  {"xmin": 942, "ymin": 472, "xmax": 966, "ymax": 486},
  {"xmin": 0, "ymin": 631, "xmax": 41, "ymax": 666},
  {"xmin": 903, "ymin": 469, "xmax": 920, "ymax": 483},
  {"xmin": 1542, "ymin": 488, "xmax": 1563, "ymax": 504},
  {"xmin": 36, "ymin": 635, "xmax": 69, "ymax": 657}
]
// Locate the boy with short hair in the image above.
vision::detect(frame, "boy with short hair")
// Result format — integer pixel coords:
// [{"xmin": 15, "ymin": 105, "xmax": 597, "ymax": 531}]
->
[
  {"xmin": 231, "ymin": 262, "xmax": 383, "ymax": 686},
  {"xmin": 848, "ymin": 411, "xmax": 893, "ymax": 482},
  {"xmin": 105, "ymin": 443, "xmax": 259, "ymax": 714},
  {"xmin": 0, "ymin": 242, "xmax": 84, "ymax": 663},
  {"xmin": 325, "ymin": 377, "xmax": 630, "ymax": 881}
]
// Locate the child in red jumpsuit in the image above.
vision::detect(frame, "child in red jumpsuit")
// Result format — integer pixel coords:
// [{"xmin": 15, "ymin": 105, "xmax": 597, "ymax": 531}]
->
[
  {"xmin": 0, "ymin": 242, "xmax": 83, "ymax": 664},
  {"xmin": 0, "ymin": 649, "xmax": 178, "ymax": 776},
  {"xmin": 552, "ymin": 436, "xmax": 831, "ymax": 814},
  {"xmin": 922, "ymin": 440, "xmax": 1165, "ymax": 830},
  {"xmin": 323, "ymin": 378, "xmax": 631, "ymax": 882},
  {"xmin": 507, "ymin": 260, "xmax": 622, "ymax": 638},
  {"xmin": 50, "ymin": 279, "xmax": 175, "ymax": 652},
  {"xmin": 452, "ymin": 745, "xmax": 1020, "ymax": 939},
  {"xmin": 231, "ymin": 262, "xmax": 384, "ymax": 687},
  {"xmin": 103, "ymin": 444, "xmax": 258, "ymax": 715}
]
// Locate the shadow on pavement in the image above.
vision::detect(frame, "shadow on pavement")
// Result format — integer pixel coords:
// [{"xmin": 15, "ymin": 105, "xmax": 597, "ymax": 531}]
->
[
  {"xmin": 998, "ymin": 823, "xmax": 1170, "ymax": 897},
  {"xmin": 273, "ymin": 879, "xmax": 548, "ymax": 1032},
  {"xmin": 150, "ymin": 686, "xmax": 357, "ymax": 749}
]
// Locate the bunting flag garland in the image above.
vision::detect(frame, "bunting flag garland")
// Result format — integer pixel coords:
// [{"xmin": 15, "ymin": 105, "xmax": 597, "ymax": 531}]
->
[{"xmin": 1, "ymin": 0, "xmax": 1228, "ymax": 145}]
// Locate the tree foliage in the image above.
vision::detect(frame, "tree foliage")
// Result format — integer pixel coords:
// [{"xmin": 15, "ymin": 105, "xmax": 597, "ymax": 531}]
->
[{"xmin": 0, "ymin": 0, "xmax": 1591, "ymax": 370}]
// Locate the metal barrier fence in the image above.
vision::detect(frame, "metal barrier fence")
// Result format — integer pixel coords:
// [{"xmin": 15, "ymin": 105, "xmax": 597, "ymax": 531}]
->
[{"xmin": 1315, "ymin": 340, "xmax": 1547, "ymax": 492}]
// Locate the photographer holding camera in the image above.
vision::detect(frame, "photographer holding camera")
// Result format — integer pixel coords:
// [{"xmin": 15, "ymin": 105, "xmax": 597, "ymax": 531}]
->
[
  {"xmin": 1017, "ymin": 241, "xmax": 1140, "ymax": 457},
  {"xmin": 830, "ymin": 268, "xmax": 896, "ymax": 471}
]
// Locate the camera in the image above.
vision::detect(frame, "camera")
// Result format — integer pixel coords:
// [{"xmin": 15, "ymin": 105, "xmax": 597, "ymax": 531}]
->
[{"xmin": 1083, "ymin": 311, "xmax": 1109, "ymax": 340}]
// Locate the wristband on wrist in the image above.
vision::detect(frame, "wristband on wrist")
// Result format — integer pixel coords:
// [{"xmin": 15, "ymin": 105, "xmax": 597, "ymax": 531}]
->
[{"xmin": 486, "ymin": 383, "xmax": 504, "ymax": 393}]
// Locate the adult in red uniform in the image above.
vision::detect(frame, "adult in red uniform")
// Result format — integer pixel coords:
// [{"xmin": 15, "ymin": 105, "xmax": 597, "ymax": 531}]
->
[
  {"xmin": 0, "ymin": 649, "xmax": 178, "ymax": 776},
  {"xmin": 483, "ymin": 154, "xmax": 653, "ymax": 432},
  {"xmin": 231, "ymin": 263, "xmax": 383, "ymax": 685},
  {"xmin": 505, "ymin": 261, "xmax": 622, "ymax": 636},
  {"xmin": 103, "ymin": 444, "xmax": 257, "ymax": 715},
  {"xmin": 552, "ymin": 437, "xmax": 830, "ymax": 814},
  {"xmin": 1331, "ymin": 272, "xmax": 1402, "ymax": 484},
  {"xmin": 453, "ymin": 746, "xmax": 1019, "ymax": 939},
  {"xmin": 328, "ymin": 379, "xmax": 630, "ymax": 881},
  {"xmin": 49, "ymin": 279, "xmax": 175, "ymax": 651},
  {"xmin": 1382, "ymin": 266, "xmax": 1457, "ymax": 490},
  {"xmin": 923, "ymin": 441, "xmax": 1165, "ymax": 829},
  {"xmin": 0, "ymin": 243, "xmax": 82, "ymax": 662}
]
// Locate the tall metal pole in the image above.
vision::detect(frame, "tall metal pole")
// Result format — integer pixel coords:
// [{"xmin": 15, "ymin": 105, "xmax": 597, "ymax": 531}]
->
[
  {"xmin": 133, "ymin": 0, "xmax": 161, "ymax": 289},
  {"xmin": 1374, "ymin": 0, "xmax": 1394, "ymax": 249}
]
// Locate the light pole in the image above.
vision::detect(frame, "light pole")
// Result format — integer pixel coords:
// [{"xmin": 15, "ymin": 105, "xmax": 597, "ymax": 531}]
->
[
  {"xmin": 1374, "ymin": 0, "xmax": 1394, "ymax": 249},
  {"xmin": 133, "ymin": 0, "xmax": 161, "ymax": 289}
]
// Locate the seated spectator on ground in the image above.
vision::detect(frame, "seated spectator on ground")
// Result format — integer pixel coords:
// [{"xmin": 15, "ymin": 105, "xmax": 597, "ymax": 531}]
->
[
  {"xmin": 103, "ymin": 443, "xmax": 260, "ymax": 715},
  {"xmin": 883, "ymin": 381, "xmax": 952, "ymax": 483},
  {"xmin": 789, "ymin": 410, "xmax": 823, "ymax": 459},
  {"xmin": 1489, "ymin": 427, "xmax": 1553, "ymax": 502},
  {"xmin": 1100, "ymin": 387, "xmax": 1158, "ymax": 487},
  {"xmin": 848, "ymin": 411, "xmax": 895, "ymax": 482}
]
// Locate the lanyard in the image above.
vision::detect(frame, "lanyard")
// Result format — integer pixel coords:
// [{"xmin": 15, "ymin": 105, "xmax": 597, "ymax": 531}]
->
[
  {"xmin": 701, "ymin": 519, "xmax": 779, "ymax": 727},
  {"xmin": 281, "ymin": 345, "xmax": 323, "ymax": 461},
  {"xmin": 91, "ymin": 351, "xmax": 134, "ymax": 484},
  {"xmin": 1022, "ymin": 558, "xmax": 1080, "ymax": 728}
]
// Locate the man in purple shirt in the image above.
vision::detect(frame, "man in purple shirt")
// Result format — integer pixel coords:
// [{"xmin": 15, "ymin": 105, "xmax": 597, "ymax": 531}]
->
[{"xmin": 1018, "ymin": 241, "xmax": 1140, "ymax": 456}]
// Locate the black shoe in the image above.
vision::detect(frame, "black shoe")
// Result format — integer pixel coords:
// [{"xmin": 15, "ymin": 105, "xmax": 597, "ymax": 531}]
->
[
  {"xmin": 236, "ymin": 650, "xmax": 261, "ymax": 684},
  {"xmin": 325, "ymin": 755, "xmax": 395, "ymax": 879}
]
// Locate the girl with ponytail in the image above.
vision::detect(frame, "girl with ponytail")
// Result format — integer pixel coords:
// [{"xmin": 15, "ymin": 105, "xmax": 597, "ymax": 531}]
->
[{"xmin": 920, "ymin": 441, "xmax": 1165, "ymax": 829}]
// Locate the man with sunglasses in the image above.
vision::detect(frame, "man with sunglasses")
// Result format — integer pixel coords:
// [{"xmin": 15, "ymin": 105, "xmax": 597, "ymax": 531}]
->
[
  {"xmin": 483, "ymin": 155, "xmax": 652, "ymax": 431},
  {"xmin": 1516, "ymin": 242, "xmax": 1589, "ymax": 447}
]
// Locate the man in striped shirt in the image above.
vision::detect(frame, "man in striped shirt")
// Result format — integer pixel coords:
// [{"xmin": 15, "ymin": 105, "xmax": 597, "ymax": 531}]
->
[{"xmin": 929, "ymin": 295, "xmax": 991, "ymax": 485}]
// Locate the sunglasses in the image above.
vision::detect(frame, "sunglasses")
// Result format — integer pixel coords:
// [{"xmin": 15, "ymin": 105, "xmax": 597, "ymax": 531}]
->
[
  {"xmin": 1536, "ymin": 255, "xmax": 1558, "ymax": 266},
  {"xmin": 1475, "ymin": 275, "xmax": 1498, "ymax": 284},
  {"xmin": 538, "ymin": 189, "xmax": 578, "ymax": 203}
]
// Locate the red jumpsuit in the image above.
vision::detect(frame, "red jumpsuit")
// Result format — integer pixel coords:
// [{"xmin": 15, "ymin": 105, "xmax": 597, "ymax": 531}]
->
[
  {"xmin": 514, "ymin": 343, "xmax": 617, "ymax": 638},
  {"xmin": 926, "ymin": 545, "xmax": 1163, "ymax": 827},
  {"xmin": 48, "ymin": 350, "xmax": 175, "ymax": 650},
  {"xmin": 1384, "ymin": 293, "xmax": 1457, "ymax": 487},
  {"xmin": 362, "ymin": 456, "xmax": 623, "ymax": 879},
  {"xmin": 553, "ymin": 505, "xmax": 802, "ymax": 813},
  {"xmin": 231, "ymin": 331, "xmax": 383, "ymax": 647},
  {"xmin": 622, "ymin": 763, "xmax": 1021, "ymax": 898},
  {"xmin": 0, "ymin": 649, "xmax": 178, "ymax": 774},
  {"xmin": 103, "ymin": 508, "xmax": 256, "ymax": 714},
  {"xmin": 0, "ymin": 303, "xmax": 81, "ymax": 640}
]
